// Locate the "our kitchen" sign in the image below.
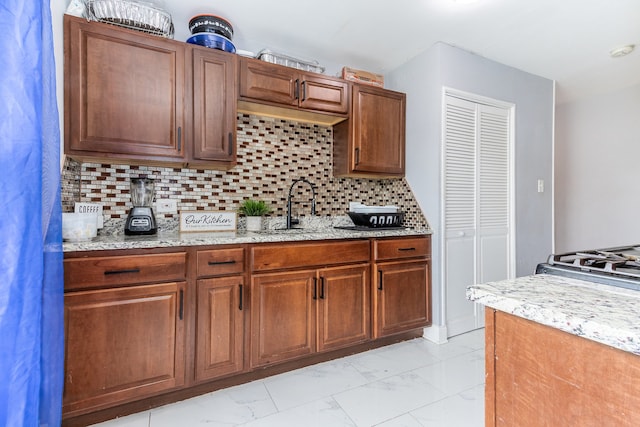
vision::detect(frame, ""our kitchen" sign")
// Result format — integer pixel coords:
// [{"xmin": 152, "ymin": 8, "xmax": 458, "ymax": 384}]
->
[{"xmin": 180, "ymin": 211, "xmax": 237, "ymax": 232}]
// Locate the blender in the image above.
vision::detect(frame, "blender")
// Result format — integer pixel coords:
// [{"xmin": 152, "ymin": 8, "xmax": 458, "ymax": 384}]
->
[{"xmin": 125, "ymin": 177, "xmax": 157, "ymax": 235}]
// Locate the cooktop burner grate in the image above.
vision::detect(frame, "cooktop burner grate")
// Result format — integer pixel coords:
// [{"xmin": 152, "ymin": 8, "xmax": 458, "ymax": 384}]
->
[{"xmin": 536, "ymin": 244, "xmax": 640, "ymax": 290}]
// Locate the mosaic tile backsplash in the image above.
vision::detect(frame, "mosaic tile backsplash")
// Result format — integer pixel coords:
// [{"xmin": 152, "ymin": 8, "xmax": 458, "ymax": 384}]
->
[{"xmin": 61, "ymin": 114, "xmax": 428, "ymax": 230}]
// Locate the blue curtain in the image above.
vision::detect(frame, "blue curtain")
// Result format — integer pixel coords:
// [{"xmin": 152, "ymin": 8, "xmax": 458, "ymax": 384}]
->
[{"xmin": 0, "ymin": 0, "xmax": 64, "ymax": 425}]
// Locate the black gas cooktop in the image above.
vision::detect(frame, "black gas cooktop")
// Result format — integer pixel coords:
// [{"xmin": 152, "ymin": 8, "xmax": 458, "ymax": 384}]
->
[{"xmin": 536, "ymin": 244, "xmax": 640, "ymax": 291}]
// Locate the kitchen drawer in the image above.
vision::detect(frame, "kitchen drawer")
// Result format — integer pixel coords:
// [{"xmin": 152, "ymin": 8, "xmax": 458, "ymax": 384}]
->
[
  {"xmin": 197, "ymin": 247, "xmax": 245, "ymax": 277},
  {"xmin": 251, "ymin": 240, "xmax": 370, "ymax": 271},
  {"xmin": 374, "ymin": 236, "xmax": 430, "ymax": 261},
  {"xmin": 64, "ymin": 252, "xmax": 187, "ymax": 291}
]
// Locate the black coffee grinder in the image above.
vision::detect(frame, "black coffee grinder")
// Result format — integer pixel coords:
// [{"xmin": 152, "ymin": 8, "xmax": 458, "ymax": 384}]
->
[{"xmin": 125, "ymin": 177, "xmax": 157, "ymax": 235}]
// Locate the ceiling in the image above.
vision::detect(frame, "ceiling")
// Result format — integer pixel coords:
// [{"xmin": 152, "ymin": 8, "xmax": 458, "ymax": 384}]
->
[{"xmin": 162, "ymin": 0, "xmax": 640, "ymax": 104}]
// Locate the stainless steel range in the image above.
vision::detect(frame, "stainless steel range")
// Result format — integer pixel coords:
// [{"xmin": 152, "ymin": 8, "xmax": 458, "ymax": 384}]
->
[{"xmin": 536, "ymin": 245, "xmax": 640, "ymax": 291}]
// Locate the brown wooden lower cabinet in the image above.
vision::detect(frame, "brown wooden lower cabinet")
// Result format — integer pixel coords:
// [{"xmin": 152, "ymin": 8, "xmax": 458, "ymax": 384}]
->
[
  {"xmin": 317, "ymin": 264, "xmax": 370, "ymax": 352},
  {"xmin": 372, "ymin": 236, "xmax": 432, "ymax": 338},
  {"xmin": 485, "ymin": 308, "xmax": 640, "ymax": 426},
  {"xmin": 373, "ymin": 259, "xmax": 430, "ymax": 338},
  {"xmin": 63, "ymin": 281, "xmax": 186, "ymax": 416},
  {"xmin": 250, "ymin": 263, "xmax": 371, "ymax": 368},
  {"xmin": 250, "ymin": 270, "xmax": 317, "ymax": 367},
  {"xmin": 63, "ymin": 235, "xmax": 431, "ymax": 424},
  {"xmin": 195, "ymin": 276, "xmax": 244, "ymax": 382}
]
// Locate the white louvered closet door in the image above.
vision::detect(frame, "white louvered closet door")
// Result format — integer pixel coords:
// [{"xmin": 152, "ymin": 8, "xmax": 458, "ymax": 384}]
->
[
  {"xmin": 477, "ymin": 105, "xmax": 511, "ymax": 284},
  {"xmin": 443, "ymin": 94, "xmax": 512, "ymax": 337}
]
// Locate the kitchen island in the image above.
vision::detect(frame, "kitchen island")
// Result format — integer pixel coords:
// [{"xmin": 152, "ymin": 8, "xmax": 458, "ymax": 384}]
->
[{"xmin": 467, "ymin": 274, "xmax": 640, "ymax": 426}]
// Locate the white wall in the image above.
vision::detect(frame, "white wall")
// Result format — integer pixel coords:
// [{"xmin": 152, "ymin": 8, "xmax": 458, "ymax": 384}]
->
[
  {"xmin": 555, "ymin": 83, "xmax": 640, "ymax": 252},
  {"xmin": 387, "ymin": 42, "xmax": 555, "ymax": 329}
]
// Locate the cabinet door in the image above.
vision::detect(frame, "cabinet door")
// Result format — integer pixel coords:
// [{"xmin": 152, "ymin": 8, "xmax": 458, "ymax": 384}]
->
[
  {"xmin": 239, "ymin": 58, "xmax": 297, "ymax": 106},
  {"xmin": 192, "ymin": 48, "xmax": 237, "ymax": 163},
  {"xmin": 239, "ymin": 58, "xmax": 348, "ymax": 114},
  {"xmin": 63, "ymin": 282, "xmax": 185, "ymax": 416},
  {"xmin": 374, "ymin": 260, "xmax": 430, "ymax": 338},
  {"xmin": 65, "ymin": 16, "xmax": 184, "ymax": 161},
  {"xmin": 335, "ymin": 84, "xmax": 405, "ymax": 177},
  {"xmin": 195, "ymin": 276, "xmax": 244, "ymax": 382},
  {"xmin": 353, "ymin": 85, "xmax": 405, "ymax": 175},
  {"xmin": 250, "ymin": 270, "xmax": 316, "ymax": 367},
  {"xmin": 298, "ymin": 75, "xmax": 348, "ymax": 114},
  {"xmin": 317, "ymin": 264, "xmax": 370, "ymax": 352}
]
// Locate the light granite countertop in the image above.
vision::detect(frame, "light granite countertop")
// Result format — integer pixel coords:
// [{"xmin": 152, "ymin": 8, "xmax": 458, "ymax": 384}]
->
[
  {"xmin": 467, "ymin": 274, "xmax": 640, "ymax": 355},
  {"xmin": 63, "ymin": 224, "xmax": 431, "ymax": 253}
]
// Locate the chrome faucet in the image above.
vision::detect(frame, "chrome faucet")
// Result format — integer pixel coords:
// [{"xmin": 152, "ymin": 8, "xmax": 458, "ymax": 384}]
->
[{"xmin": 287, "ymin": 178, "xmax": 316, "ymax": 229}]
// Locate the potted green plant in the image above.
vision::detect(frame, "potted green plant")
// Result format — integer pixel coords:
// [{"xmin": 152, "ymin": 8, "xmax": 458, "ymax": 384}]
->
[{"xmin": 239, "ymin": 199, "xmax": 271, "ymax": 231}]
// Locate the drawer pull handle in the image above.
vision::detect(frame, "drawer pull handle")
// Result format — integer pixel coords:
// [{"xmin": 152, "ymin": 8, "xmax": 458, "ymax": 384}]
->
[
  {"xmin": 228, "ymin": 132, "xmax": 233, "ymax": 156},
  {"xmin": 208, "ymin": 260, "xmax": 236, "ymax": 266},
  {"xmin": 179, "ymin": 290, "xmax": 184, "ymax": 320},
  {"xmin": 320, "ymin": 277, "xmax": 325, "ymax": 299},
  {"xmin": 313, "ymin": 277, "xmax": 318, "ymax": 300},
  {"xmin": 398, "ymin": 247, "xmax": 416, "ymax": 251},
  {"xmin": 355, "ymin": 147, "xmax": 360, "ymax": 165},
  {"xmin": 104, "ymin": 268, "xmax": 140, "ymax": 275},
  {"xmin": 294, "ymin": 79, "xmax": 300, "ymax": 100},
  {"xmin": 301, "ymin": 80, "xmax": 307, "ymax": 101},
  {"xmin": 378, "ymin": 270, "xmax": 383, "ymax": 291},
  {"xmin": 239, "ymin": 284, "xmax": 243, "ymax": 311}
]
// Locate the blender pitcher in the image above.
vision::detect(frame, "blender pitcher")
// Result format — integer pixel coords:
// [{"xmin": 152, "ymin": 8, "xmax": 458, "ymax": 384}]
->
[{"xmin": 125, "ymin": 178, "xmax": 157, "ymax": 235}]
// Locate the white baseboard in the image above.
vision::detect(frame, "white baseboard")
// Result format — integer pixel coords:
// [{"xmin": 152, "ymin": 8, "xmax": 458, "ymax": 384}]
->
[{"xmin": 422, "ymin": 325, "xmax": 448, "ymax": 344}]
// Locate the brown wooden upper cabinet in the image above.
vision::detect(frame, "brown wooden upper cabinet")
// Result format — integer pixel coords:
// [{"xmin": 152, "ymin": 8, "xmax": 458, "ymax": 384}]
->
[
  {"xmin": 333, "ymin": 84, "xmax": 406, "ymax": 178},
  {"xmin": 63, "ymin": 15, "xmax": 406, "ymax": 175},
  {"xmin": 239, "ymin": 57, "xmax": 348, "ymax": 116},
  {"xmin": 190, "ymin": 48, "xmax": 237, "ymax": 167},
  {"xmin": 64, "ymin": 15, "xmax": 237, "ymax": 168}
]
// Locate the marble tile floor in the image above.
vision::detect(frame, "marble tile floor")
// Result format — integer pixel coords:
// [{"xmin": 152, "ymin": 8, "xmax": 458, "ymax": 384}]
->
[{"xmin": 92, "ymin": 329, "xmax": 485, "ymax": 427}]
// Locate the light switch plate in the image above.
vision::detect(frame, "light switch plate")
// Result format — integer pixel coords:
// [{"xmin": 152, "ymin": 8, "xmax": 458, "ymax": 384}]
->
[{"xmin": 156, "ymin": 199, "xmax": 178, "ymax": 214}]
